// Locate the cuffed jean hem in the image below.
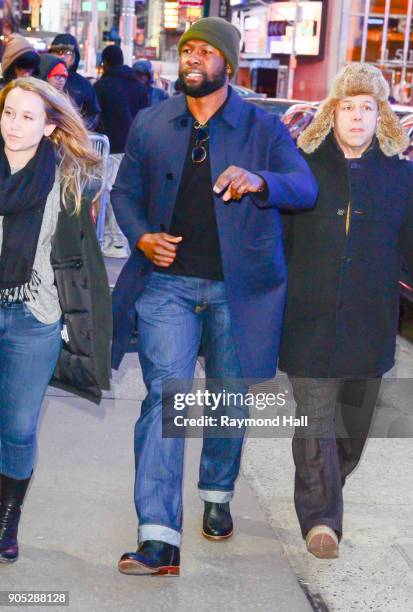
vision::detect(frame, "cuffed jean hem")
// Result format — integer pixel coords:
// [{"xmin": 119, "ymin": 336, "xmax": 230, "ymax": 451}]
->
[
  {"xmin": 198, "ymin": 489, "xmax": 233, "ymax": 503},
  {"xmin": 138, "ymin": 524, "xmax": 181, "ymax": 548}
]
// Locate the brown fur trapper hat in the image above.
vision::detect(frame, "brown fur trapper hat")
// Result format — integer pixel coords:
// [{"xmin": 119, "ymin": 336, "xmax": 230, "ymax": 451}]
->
[{"xmin": 298, "ymin": 62, "xmax": 409, "ymax": 157}]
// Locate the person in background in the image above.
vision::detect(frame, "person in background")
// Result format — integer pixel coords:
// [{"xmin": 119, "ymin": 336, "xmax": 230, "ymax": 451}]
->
[
  {"xmin": 0, "ymin": 34, "xmax": 40, "ymax": 88},
  {"xmin": 39, "ymin": 54, "xmax": 68, "ymax": 93},
  {"xmin": 111, "ymin": 17, "xmax": 317, "ymax": 576},
  {"xmin": 94, "ymin": 45, "xmax": 148, "ymax": 258},
  {"xmin": 133, "ymin": 59, "xmax": 168, "ymax": 106},
  {"xmin": 0, "ymin": 77, "xmax": 111, "ymax": 563},
  {"xmin": 49, "ymin": 33, "xmax": 100, "ymax": 131},
  {"xmin": 279, "ymin": 63, "xmax": 413, "ymax": 559}
]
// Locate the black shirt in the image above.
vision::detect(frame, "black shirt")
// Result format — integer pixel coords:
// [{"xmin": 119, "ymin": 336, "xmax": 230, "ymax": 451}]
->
[{"xmin": 154, "ymin": 97, "xmax": 229, "ymax": 281}]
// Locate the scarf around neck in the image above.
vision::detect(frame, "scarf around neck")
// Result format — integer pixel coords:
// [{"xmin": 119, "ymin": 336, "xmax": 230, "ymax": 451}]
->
[{"xmin": 0, "ymin": 135, "xmax": 56, "ymax": 304}]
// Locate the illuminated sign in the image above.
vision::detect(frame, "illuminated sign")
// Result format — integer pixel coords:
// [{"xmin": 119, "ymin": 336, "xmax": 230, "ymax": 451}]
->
[
  {"xmin": 219, "ymin": 0, "xmax": 229, "ymax": 19},
  {"xmin": 164, "ymin": 1, "xmax": 179, "ymax": 30},
  {"xmin": 30, "ymin": 0, "xmax": 42, "ymax": 29},
  {"xmin": 268, "ymin": 1, "xmax": 323, "ymax": 56},
  {"xmin": 242, "ymin": 7, "xmax": 269, "ymax": 56},
  {"xmin": 179, "ymin": 0, "xmax": 204, "ymax": 6},
  {"xmin": 82, "ymin": 1, "xmax": 108, "ymax": 10},
  {"xmin": 185, "ymin": 6, "xmax": 203, "ymax": 22}
]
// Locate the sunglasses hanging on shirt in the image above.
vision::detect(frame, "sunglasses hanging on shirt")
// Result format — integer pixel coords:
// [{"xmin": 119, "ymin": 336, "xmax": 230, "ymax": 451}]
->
[{"xmin": 192, "ymin": 120, "xmax": 210, "ymax": 164}]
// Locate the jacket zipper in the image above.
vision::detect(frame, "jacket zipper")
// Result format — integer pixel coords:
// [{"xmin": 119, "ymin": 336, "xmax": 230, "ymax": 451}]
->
[{"xmin": 345, "ymin": 200, "xmax": 351, "ymax": 236}]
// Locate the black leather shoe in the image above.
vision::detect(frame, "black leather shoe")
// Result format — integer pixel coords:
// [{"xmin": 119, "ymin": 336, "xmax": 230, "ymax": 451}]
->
[
  {"xmin": 202, "ymin": 502, "xmax": 233, "ymax": 540},
  {"xmin": 118, "ymin": 540, "xmax": 180, "ymax": 576},
  {"xmin": 0, "ymin": 474, "xmax": 31, "ymax": 563}
]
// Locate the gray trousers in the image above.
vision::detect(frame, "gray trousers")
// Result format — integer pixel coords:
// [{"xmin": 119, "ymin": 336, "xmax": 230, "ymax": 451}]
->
[{"xmin": 290, "ymin": 377, "xmax": 381, "ymax": 539}]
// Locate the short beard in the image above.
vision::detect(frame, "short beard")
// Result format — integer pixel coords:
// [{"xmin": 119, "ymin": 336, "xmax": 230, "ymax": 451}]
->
[{"xmin": 178, "ymin": 65, "xmax": 227, "ymax": 98}]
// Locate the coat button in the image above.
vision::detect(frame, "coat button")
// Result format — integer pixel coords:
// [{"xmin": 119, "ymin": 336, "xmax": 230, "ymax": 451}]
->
[
  {"xmin": 166, "ymin": 172, "xmax": 173, "ymax": 180},
  {"xmin": 337, "ymin": 209, "xmax": 346, "ymax": 215},
  {"xmin": 350, "ymin": 162, "xmax": 359, "ymax": 169},
  {"xmin": 342, "ymin": 256, "xmax": 352, "ymax": 264}
]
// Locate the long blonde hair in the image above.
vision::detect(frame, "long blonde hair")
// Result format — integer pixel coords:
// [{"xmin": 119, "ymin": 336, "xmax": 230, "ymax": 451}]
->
[{"xmin": 0, "ymin": 77, "xmax": 102, "ymax": 214}]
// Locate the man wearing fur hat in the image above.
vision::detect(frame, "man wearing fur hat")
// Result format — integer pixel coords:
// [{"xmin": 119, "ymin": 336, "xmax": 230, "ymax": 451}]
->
[
  {"xmin": 279, "ymin": 63, "xmax": 413, "ymax": 559},
  {"xmin": 111, "ymin": 16, "xmax": 317, "ymax": 575}
]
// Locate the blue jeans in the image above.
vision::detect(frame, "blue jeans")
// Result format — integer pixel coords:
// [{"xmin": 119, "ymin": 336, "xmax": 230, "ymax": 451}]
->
[
  {"xmin": 0, "ymin": 303, "xmax": 62, "ymax": 479},
  {"xmin": 134, "ymin": 272, "xmax": 247, "ymax": 547}
]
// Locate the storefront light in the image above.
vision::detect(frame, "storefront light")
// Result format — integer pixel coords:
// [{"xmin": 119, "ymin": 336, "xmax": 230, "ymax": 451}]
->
[{"xmin": 164, "ymin": 1, "xmax": 179, "ymax": 29}]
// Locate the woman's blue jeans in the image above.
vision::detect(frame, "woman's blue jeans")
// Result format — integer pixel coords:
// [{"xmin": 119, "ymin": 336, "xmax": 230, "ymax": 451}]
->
[
  {"xmin": 134, "ymin": 272, "xmax": 247, "ymax": 548},
  {"xmin": 0, "ymin": 303, "xmax": 62, "ymax": 479}
]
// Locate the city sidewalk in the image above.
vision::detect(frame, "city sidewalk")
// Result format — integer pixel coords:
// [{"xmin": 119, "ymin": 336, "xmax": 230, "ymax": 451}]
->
[
  {"xmin": 242, "ymin": 339, "xmax": 413, "ymax": 612},
  {"xmin": 0, "ymin": 359, "xmax": 312, "ymax": 612},
  {"xmin": 0, "ymin": 258, "xmax": 313, "ymax": 612}
]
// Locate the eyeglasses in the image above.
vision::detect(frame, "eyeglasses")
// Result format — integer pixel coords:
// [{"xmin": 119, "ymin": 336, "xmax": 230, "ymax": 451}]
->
[
  {"xmin": 192, "ymin": 122, "xmax": 209, "ymax": 164},
  {"xmin": 54, "ymin": 50, "xmax": 74, "ymax": 58}
]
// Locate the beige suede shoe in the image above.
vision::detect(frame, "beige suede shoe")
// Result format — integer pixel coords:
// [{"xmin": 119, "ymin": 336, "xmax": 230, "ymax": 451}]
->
[{"xmin": 305, "ymin": 525, "xmax": 339, "ymax": 559}]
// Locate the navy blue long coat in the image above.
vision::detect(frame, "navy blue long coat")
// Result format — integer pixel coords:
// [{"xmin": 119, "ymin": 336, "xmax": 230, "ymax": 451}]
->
[{"xmin": 111, "ymin": 89, "xmax": 318, "ymax": 377}]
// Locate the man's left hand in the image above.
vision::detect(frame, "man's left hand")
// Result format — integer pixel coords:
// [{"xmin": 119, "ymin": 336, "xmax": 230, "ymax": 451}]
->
[{"xmin": 213, "ymin": 166, "xmax": 265, "ymax": 202}]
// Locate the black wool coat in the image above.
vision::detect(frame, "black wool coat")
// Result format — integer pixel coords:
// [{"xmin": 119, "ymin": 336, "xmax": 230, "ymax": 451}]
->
[
  {"xmin": 94, "ymin": 66, "xmax": 148, "ymax": 154},
  {"xmin": 278, "ymin": 133, "xmax": 413, "ymax": 378},
  {"xmin": 50, "ymin": 191, "xmax": 112, "ymax": 403}
]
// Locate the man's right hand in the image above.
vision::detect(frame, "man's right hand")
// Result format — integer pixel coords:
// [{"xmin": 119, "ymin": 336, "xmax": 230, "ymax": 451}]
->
[{"xmin": 137, "ymin": 232, "xmax": 183, "ymax": 267}]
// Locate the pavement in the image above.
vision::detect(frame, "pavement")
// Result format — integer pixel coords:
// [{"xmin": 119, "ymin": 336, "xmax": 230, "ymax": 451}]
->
[
  {"xmin": 242, "ymin": 339, "xmax": 413, "ymax": 611},
  {"xmin": 0, "ymin": 257, "xmax": 313, "ymax": 612},
  {"xmin": 2, "ymin": 255, "xmax": 413, "ymax": 612}
]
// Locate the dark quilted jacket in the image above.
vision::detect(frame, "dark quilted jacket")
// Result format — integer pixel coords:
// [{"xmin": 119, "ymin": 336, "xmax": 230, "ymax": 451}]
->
[{"xmin": 50, "ymin": 190, "xmax": 112, "ymax": 403}]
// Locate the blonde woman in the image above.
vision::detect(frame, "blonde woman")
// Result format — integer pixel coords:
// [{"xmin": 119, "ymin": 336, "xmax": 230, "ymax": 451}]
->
[{"xmin": 0, "ymin": 77, "xmax": 111, "ymax": 563}]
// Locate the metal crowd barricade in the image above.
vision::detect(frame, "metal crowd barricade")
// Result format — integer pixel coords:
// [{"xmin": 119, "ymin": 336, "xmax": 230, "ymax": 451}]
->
[{"xmin": 89, "ymin": 133, "xmax": 110, "ymax": 247}]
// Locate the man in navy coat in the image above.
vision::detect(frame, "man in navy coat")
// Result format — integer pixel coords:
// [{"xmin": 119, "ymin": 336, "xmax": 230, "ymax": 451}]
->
[{"xmin": 111, "ymin": 17, "xmax": 317, "ymax": 575}]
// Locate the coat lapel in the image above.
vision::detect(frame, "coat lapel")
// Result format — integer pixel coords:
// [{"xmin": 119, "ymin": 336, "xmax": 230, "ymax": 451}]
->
[
  {"xmin": 159, "ymin": 96, "xmax": 191, "ymax": 229},
  {"xmin": 209, "ymin": 88, "xmax": 243, "ymax": 187},
  {"xmin": 209, "ymin": 90, "xmax": 245, "ymax": 238}
]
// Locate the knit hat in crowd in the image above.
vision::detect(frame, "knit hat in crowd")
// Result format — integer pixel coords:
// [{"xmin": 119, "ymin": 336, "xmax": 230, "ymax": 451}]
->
[
  {"xmin": 178, "ymin": 17, "xmax": 241, "ymax": 75},
  {"xmin": 102, "ymin": 44, "xmax": 123, "ymax": 68},
  {"xmin": 48, "ymin": 62, "xmax": 68, "ymax": 79},
  {"xmin": 2, "ymin": 33, "xmax": 40, "ymax": 80},
  {"xmin": 39, "ymin": 53, "xmax": 67, "ymax": 82},
  {"xmin": 298, "ymin": 62, "xmax": 408, "ymax": 157}
]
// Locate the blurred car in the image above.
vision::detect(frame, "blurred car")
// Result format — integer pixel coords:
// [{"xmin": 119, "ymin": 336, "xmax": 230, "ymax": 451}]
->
[
  {"xmin": 155, "ymin": 78, "xmax": 267, "ymax": 99},
  {"xmin": 247, "ymin": 97, "xmax": 413, "ymax": 138},
  {"xmin": 390, "ymin": 103, "xmax": 413, "ymax": 120},
  {"xmin": 232, "ymin": 85, "xmax": 266, "ymax": 99},
  {"xmin": 281, "ymin": 102, "xmax": 318, "ymax": 141},
  {"xmin": 247, "ymin": 97, "xmax": 413, "ymax": 317},
  {"xmin": 246, "ymin": 97, "xmax": 311, "ymax": 117}
]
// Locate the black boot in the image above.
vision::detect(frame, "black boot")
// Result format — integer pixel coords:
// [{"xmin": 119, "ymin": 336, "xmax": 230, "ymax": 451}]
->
[
  {"xmin": 202, "ymin": 502, "xmax": 233, "ymax": 540},
  {"xmin": 118, "ymin": 540, "xmax": 180, "ymax": 575},
  {"xmin": 0, "ymin": 474, "xmax": 31, "ymax": 563}
]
